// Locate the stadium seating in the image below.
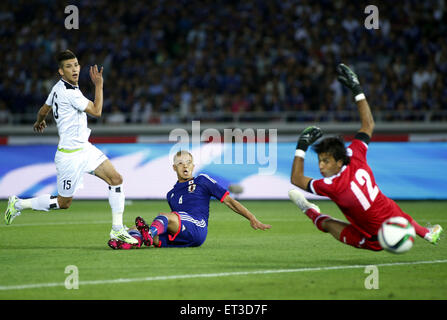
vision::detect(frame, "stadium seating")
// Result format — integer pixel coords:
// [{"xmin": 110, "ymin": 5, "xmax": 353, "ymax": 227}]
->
[{"xmin": 0, "ymin": 0, "xmax": 446, "ymax": 124}]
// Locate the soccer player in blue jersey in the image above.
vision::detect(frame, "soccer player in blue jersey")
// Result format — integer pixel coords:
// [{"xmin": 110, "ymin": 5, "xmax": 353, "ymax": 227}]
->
[{"xmin": 107, "ymin": 150, "xmax": 271, "ymax": 249}]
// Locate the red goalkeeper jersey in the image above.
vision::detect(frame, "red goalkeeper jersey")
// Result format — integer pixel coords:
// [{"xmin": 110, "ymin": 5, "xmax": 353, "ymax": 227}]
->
[{"xmin": 309, "ymin": 139, "xmax": 408, "ymax": 238}]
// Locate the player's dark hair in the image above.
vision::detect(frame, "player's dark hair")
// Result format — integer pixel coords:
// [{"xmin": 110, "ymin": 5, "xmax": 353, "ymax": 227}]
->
[
  {"xmin": 57, "ymin": 50, "xmax": 77, "ymax": 67},
  {"xmin": 313, "ymin": 136, "xmax": 350, "ymax": 165}
]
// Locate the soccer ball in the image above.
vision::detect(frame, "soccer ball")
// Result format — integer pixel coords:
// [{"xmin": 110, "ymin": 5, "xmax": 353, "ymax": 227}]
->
[{"xmin": 378, "ymin": 216, "xmax": 416, "ymax": 254}]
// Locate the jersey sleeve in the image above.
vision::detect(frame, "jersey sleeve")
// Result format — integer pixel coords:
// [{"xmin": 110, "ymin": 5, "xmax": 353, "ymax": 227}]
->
[
  {"xmin": 66, "ymin": 90, "xmax": 90, "ymax": 112},
  {"xmin": 166, "ymin": 191, "xmax": 173, "ymax": 210},
  {"xmin": 347, "ymin": 138, "xmax": 368, "ymax": 163},
  {"xmin": 198, "ymin": 174, "xmax": 229, "ymax": 202},
  {"xmin": 45, "ymin": 91, "xmax": 54, "ymax": 106},
  {"xmin": 309, "ymin": 178, "xmax": 332, "ymax": 197}
]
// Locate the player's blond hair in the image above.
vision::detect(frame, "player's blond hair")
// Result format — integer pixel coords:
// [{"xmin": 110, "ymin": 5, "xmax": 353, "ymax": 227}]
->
[{"xmin": 173, "ymin": 150, "xmax": 193, "ymax": 164}]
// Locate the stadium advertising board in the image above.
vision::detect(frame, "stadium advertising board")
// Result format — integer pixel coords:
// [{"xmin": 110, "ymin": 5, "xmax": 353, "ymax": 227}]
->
[{"xmin": 0, "ymin": 142, "xmax": 445, "ymax": 200}]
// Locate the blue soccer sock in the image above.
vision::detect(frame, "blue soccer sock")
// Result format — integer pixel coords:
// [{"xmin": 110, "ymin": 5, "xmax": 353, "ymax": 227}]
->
[{"xmin": 149, "ymin": 215, "xmax": 169, "ymax": 237}]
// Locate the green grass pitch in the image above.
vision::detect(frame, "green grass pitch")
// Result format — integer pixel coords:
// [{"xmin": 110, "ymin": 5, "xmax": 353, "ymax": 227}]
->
[{"xmin": 0, "ymin": 199, "xmax": 446, "ymax": 300}]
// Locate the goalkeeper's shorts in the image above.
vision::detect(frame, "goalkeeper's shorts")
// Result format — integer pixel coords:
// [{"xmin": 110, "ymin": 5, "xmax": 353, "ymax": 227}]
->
[{"xmin": 340, "ymin": 224, "xmax": 382, "ymax": 251}]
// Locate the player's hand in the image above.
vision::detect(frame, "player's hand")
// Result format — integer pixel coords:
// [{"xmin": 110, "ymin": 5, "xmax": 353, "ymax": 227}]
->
[
  {"xmin": 336, "ymin": 63, "xmax": 363, "ymax": 96},
  {"xmin": 33, "ymin": 120, "xmax": 47, "ymax": 133},
  {"xmin": 89, "ymin": 64, "xmax": 103, "ymax": 87},
  {"xmin": 296, "ymin": 126, "xmax": 323, "ymax": 151},
  {"xmin": 250, "ymin": 217, "xmax": 272, "ymax": 231}
]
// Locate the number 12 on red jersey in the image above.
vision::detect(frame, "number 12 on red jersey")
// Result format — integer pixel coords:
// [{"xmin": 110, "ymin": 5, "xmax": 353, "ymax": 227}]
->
[{"xmin": 350, "ymin": 169, "xmax": 379, "ymax": 211}]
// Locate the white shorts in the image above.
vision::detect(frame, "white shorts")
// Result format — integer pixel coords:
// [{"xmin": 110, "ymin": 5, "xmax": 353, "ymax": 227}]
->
[{"xmin": 54, "ymin": 142, "xmax": 108, "ymax": 197}]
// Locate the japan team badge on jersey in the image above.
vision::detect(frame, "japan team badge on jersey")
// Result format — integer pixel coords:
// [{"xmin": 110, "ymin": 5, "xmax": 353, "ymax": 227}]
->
[{"xmin": 188, "ymin": 180, "xmax": 196, "ymax": 193}]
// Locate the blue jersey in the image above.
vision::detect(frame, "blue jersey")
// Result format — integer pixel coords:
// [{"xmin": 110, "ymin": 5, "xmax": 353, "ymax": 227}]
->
[{"xmin": 166, "ymin": 174, "xmax": 229, "ymax": 226}]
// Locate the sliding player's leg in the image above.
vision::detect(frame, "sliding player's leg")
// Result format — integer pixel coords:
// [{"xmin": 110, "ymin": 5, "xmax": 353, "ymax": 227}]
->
[
  {"xmin": 135, "ymin": 212, "xmax": 207, "ymax": 248},
  {"xmin": 108, "ymin": 229, "xmax": 143, "ymax": 250},
  {"xmin": 154, "ymin": 212, "xmax": 207, "ymax": 248},
  {"xmin": 135, "ymin": 212, "xmax": 180, "ymax": 246}
]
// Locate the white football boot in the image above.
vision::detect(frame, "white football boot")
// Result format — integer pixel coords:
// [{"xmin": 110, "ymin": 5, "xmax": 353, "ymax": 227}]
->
[
  {"xmin": 110, "ymin": 226, "xmax": 139, "ymax": 244},
  {"xmin": 288, "ymin": 189, "xmax": 320, "ymax": 213},
  {"xmin": 4, "ymin": 195, "xmax": 21, "ymax": 225},
  {"xmin": 424, "ymin": 224, "xmax": 443, "ymax": 244}
]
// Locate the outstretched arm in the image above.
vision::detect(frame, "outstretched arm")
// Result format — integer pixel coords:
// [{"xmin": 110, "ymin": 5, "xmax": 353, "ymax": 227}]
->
[
  {"xmin": 223, "ymin": 195, "xmax": 271, "ymax": 230},
  {"xmin": 291, "ymin": 156, "xmax": 312, "ymax": 190},
  {"xmin": 84, "ymin": 65, "xmax": 104, "ymax": 117},
  {"xmin": 290, "ymin": 126, "xmax": 322, "ymax": 190},
  {"xmin": 336, "ymin": 63, "xmax": 375, "ymax": 137},
  {"xmin": 33, "ymin": 104, "xmax": 52, "ymax": 133},
  {"xmin": 355, "ymin": 98, "xmax": 375, "ymax": 137}
]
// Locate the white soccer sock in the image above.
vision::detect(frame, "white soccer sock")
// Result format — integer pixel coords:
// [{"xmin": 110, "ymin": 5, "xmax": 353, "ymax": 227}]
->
[
  {"xmin": 109, "ymin": 184, "xmax": 125, "ymax": 230},
  {"xmin": 16, "ymin": 199, "xmax": 32, "ymax": 210},
  {"xmin": 16, "ymin": 194, "xmax": 59, "ymax": 212}
]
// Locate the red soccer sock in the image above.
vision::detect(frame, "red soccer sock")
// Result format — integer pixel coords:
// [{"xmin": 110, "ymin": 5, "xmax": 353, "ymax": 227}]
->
[
  {"xmin": 305, "ymin": 208, "xmax": 330, "ymax": 233},
  {"xmin": 410, "ymin": 220, "xmax": 429, "ymax": 238}
]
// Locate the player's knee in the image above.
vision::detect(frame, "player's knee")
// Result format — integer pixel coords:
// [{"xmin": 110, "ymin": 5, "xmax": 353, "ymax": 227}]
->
[
  {"xmin": 164, "ymin": 212, "xmax": 178, "ymax": 223},
  {"xmin": 57, "ymin": 197, "xmax": 72, "ymax": 209},
  {"xmin": 159, "ymin": 213, "xmax": 179, "ymax": 233},
  {"xmin": 110, "ymin": 173, "xmax": 123, "ymax": 186}
]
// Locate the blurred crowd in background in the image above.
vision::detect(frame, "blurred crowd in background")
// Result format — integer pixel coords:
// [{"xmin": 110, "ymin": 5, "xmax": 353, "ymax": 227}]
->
[{"xmin": 0, "ymin": 0, "xmax": 446, "ymax": 125}]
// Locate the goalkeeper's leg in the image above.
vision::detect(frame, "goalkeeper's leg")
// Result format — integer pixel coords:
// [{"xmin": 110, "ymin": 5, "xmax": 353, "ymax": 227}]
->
[
  {"xmin": 302, "ymin": 206, "xmax": 382, "ymax": 251},
  {"xmin": 288, "ymin": 189, "xmax": 349, "ymax": 238}
]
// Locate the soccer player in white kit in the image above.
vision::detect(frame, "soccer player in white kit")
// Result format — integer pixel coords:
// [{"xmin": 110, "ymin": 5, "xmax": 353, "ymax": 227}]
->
[{"xmin": 4, "ymin": 50, "xmax": 137, "ymax": 245}]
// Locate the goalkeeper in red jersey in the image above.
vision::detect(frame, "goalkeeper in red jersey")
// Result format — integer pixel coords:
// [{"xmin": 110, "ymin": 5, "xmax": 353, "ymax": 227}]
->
[{"xmin": 289, "ymin": 63, "xmax": 442, "ymax": 251}]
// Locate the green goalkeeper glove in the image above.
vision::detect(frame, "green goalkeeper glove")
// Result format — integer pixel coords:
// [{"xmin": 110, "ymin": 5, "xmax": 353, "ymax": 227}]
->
[
  {"xmin": 336, "ymin": 63, "xmax": 363, "ymax": 97},
  {"xmin": 296, "ymin": 126, "xmax": 323, "ymax": 151}
]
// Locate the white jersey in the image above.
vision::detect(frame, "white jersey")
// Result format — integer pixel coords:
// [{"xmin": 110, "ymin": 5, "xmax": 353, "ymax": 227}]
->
[{"xmin": 45, "ymin": 78, "xmax": 91, "ymax": 149}]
